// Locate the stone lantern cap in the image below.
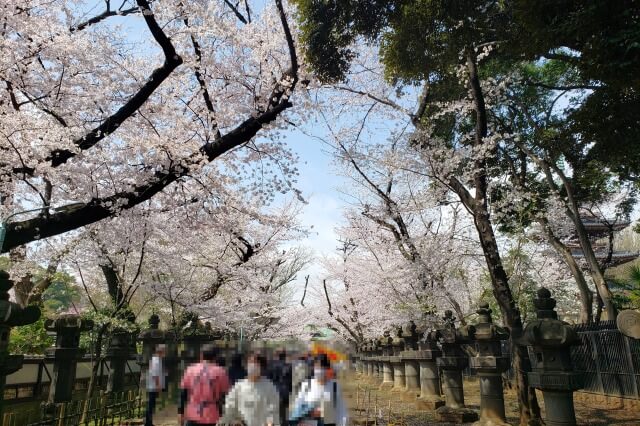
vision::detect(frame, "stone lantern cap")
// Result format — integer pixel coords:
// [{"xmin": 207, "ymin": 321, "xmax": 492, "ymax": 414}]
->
[
  {"xmin": 437, "ymin": 310, "xmax": 474, "ymax": 370},
  {"xmin": 468, "ymin": 303, "xmax": 510, "ymax": 372},
  {"xmin": 138, "ymin": 314, "xmax": 165, "ymax": 341},
  {"xmin": 439, "ymin": 310, "xmax": 475, "ymax": 344},
  {"xmin": 520, "ymin": 288, "xmax": 579, "ymax": 348},
  {"xmin": 390, "ymin": 325, "xmax": 405, "ymax": 361},
  {"xmin": 44, "ymin": 314, "xmax": 94, "ymax": 333},
  {"xmin": 472, "ymin": 302, "xmax": 509, "ymax": 342},
  {"xmin": 402, "ymin": 321, "xmax": 418, "ymax": 346}
]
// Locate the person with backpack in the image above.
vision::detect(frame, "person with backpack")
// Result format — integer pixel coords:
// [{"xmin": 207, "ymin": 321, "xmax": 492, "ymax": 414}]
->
[
  {"xmin": 289, "ymin": 354, "xmax": 347, "ymax": 426},
  {"xmin": 267, "ymin": 350, "xmax": 293, "ymax": 424},
  {"xmin": 222, "ymin": 352, "xmax": 280, "ymax": 426},
  {"xmin": 178, "ymin": 344, "xmax": 231, "ymax": 426}
]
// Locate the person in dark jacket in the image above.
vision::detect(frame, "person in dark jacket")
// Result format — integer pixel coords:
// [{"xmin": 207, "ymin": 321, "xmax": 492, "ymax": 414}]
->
[
  {"xmin": 228, "ymin": 352, "xmax": 247, "ymax": 386},
  {"xmin": 267, "ymin": 350, "xmax": 293, "ymax": 424}
]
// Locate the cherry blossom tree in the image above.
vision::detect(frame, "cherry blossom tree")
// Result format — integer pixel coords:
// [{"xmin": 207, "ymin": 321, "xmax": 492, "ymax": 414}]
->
[{"xmin": 1, "ymin": 0, "xmax": 302, "ymax": 253}]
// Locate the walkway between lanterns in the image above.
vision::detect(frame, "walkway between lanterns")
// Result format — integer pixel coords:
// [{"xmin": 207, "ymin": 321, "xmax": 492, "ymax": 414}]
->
[
  {"xmin": 121, "ymin": 368, "xmax": 640, "ymax": 425},
  {"xmin": 345, "ymin": 368, "xmax": 640, "ymax": 426}
]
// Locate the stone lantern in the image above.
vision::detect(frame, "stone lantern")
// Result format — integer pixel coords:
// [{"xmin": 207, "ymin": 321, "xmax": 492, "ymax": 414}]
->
[
  {"xmin": 45, "ymin": 315, "xmax": 94, "ymax": 403},
  {"xmin": 359, "ymin": 340, "xmax": 370, "ymax": 378},
  {"xmin": 373, "ymin": 337, "xmax": 384, "ymax": 381},
  {"xmin": 435, "ymin": 310, "xmax": 478, "ymax": 423},
  {"xmin": 378, "ymin": 330, "xmax": 394, "ymax": 390},
  {"xmin": 390, "ymin": 326, "xmax": 406, "ymax": 391},
  {"xmin": 520, "ymin": 288, "xmax": 583, "ymax": 426},
  {"xmin": 400, "ymin": 321, "xmax": 421, "ymax": 397},
  {"xmin": 181, "ymin": 313, "xmax": 210, "ymax": 369},
  {"xmin": 106, "ymin": 327, "xmax": 132, "ymax": 394},
  {"xmin": 416, "ymin": 327, "xmax": 444, "ymax": 410},
  {"xmin": 354, "ymin": 342, "xmax": 363, "ymax": 375},
  {"xmin": 468, "ymin": 302, "xmax": 510, "ymax": 426},
  {"xmin": 137, "ymin": 314, "xmax": 165, "ymax": 389},
  {"xmin": 0, "ymin": 271, "xmax": 41, "ymax": 420},
  {"xmin": 364, "ymin": 339, "xmax": 374, "ymax": 378}
]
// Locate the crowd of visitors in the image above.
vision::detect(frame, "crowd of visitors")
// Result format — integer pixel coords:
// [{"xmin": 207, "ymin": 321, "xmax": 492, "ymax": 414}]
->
[{"xmin": 144, "ymin": 344, "xmax": 348, "ymax": 426}]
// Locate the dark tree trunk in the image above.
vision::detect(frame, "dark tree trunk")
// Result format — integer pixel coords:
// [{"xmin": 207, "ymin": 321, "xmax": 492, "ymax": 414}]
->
[
  {"xmin": 539, "ymin": 218, "xmax": 593, "ymax": 323},
  {"xmin": 473, "ymin": 208, "xmax": 542, "ymax": 425}
]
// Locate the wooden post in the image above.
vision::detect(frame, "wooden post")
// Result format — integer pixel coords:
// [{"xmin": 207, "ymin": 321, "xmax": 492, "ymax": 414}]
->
[
  {"xmin": 56, "ymin": 403, "xmax": 66, "ymax": 426},
  {"xmin": 365, "ymin": 390, "xmax": 370, "ymax": 425},
  {"xmin": 374, "ymin": 394, "xmax": 378, "ymax": 425}
]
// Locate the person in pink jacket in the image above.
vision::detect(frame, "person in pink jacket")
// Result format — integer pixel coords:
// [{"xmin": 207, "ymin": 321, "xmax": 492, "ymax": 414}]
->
[{"xmin": 178, "ymin": 344, "xmax": 231, "ymax": 426}]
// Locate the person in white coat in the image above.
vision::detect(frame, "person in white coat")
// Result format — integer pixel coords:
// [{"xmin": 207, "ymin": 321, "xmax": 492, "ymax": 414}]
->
[
  {"xmin": 222, "ymin": 353, "xmax": 280, "ymax": 426},
  {"xmin": 289, "ymin": 354, "xmax": 347, "ymax": 426}
]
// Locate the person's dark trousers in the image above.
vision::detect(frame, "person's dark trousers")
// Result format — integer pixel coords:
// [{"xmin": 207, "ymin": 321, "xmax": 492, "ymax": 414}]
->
[
  {"xmin": 184, "ymin": 422, "xmax": 216, "ymax": 426},
  {"xmin": 145, "ymin": 391, "xmax": 158, "ymax": 426},
  {"xmin": 280, "ymin": 397, "xmax": 289, "ymax": 426}
]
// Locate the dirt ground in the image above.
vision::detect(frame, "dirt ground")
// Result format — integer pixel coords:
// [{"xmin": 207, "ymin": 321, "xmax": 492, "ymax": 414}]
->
[
  {"xmin": 342, "ymin": 371, "xmax": 640, "ymax": 426},
  {"xmin": 146, "ymin": 371, "xmax": 640, "ymax": 425}
]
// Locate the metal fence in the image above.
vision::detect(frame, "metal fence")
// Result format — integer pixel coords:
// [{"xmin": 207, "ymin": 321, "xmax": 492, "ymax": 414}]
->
[{"xmin": 571, "ymin": 320, "xmax": 640, "ymax": 399}]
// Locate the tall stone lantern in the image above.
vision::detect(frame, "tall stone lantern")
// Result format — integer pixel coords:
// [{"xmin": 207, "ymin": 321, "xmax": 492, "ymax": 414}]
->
[
  {"xmin": 521, "ymin": 288, "xmax": 583, "ymax": 426},
  {"xmin": 0, "ymin": 271, "xmax": 41, "ymax": 420},
  {"xmin": 416, "ymin": 327, "xmax": 444, "ymax": 410},
  {"xmin": 44, "ymin": 315, "xmax": 94, "ymax": 403},
  {"xmin": 378, "ymin": 330, "xmax": 394, "ymax": 390},
  {"xmin": 181, "ymin": 313, "xmax": 210, "ymax": 368},
  {"xmin": 435, "ymin": 310, "xmax": 478, "ymax": 423},
  {"xmin": 468, "ymin": 302, "xmax": 511, "ymax": 426},
  {"xmin": 368, "ymin": 338, "xmax": 381, "ymax": 382},
  {"xmin": 106, "ymin": 327, "xmax": 131, "ymax": 394},
  {"xmin": 400, "ymin": 321, "xmax": 421, "ymax": 397},
  {"xmin": 390, "ymin": 326, "xmax": 406, "ymax": 391}
]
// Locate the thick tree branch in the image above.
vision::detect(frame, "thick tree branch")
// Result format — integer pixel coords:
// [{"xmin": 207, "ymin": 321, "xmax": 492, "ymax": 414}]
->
[
  {"xmin": 2, "ymin": 0, "xmax": 300, "ymax": 252},
  {"xmin": 46, "ymin": 0, "xmax": 183, "ymax": 168}
]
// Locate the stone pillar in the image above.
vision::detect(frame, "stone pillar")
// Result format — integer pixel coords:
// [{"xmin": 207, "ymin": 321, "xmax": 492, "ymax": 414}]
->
[
  {"xmin": 521, "ymin": 288, "xmax": 583, "ymax": 426},
  {"xmin": 468, "ymin": 303, "xmax": 511, "ymax": 426},
  {"xmin": 400, "ymin": 321, "xmax": 420, "ymax": 397},
  {"xmin": 374, "ymin": 339, "xmax": 383, "ymax": 381},
  {"xmin": 435, "ymin": 310, "xmax": 478, "ymax": 423},
  {"xmin": 45, "ymin": 315, "xmax": 93, "ymax": 403},
  {"xmin": 106, "ymin": 328, "xmax": 131, "ymax": 394},
  {"xmin": 378, "ymin": 331, "xmax": 394, "ymax": 390},
  {"xmin": 164, "ymin": 330, "xmax": 180, "ymax": 399},
  {"xmin": 181, "ymin": 314, "xmax": 210, "ymax": 371},
  {"xmin": 390, "ymin": 326, "xmax": 406, "ymax": 391},
  {"xmin": 415, "ymin": 329, "xmax": 444, "ymax": 410},
  {"xmin": 0, "ymin": 271, "xmax": 41, "ymax": 420},
  {"xmin": 137, "ymin": 314, "xmax": 165, "ymax": 389}
]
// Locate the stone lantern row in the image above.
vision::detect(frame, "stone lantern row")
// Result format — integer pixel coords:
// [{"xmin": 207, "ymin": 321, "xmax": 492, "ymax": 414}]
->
[
  {"xmin": 352, "ymin": 288, "xmax": 584, "ymax": 426},
  {"xmin": 41, "ymin": 313, "xmax": 239, "ymax": 403}
]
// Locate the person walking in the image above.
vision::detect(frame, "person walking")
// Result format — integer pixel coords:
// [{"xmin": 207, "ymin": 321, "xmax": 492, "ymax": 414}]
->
[
  {"xmin": 228, "ymin": 353, "xmax": 248, "ymax": 386},
  {"xmin": 291, "ymin": 354, "xmax": 310, "ymax": 401},
  {"xmin": 267, "ymin": 350, "xmax": 293, "ymax": 424},
  {"xmin": 145, "ymin": 344, "xmax": 166, "ymax": 426},
  {"xmin": 289, "ymin": 354, "xmax": 347, "ymax": 426},
  {"xmin": 178, "ymin": 344, "xmax": 230, "ymax": 426},
  {"xmin": 222, "ymin": 353, "xmax": 280, "ymax": 426}
]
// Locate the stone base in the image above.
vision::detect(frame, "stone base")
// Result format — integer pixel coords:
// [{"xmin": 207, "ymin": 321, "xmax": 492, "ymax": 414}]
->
[
  {"xmin": 473, "ymin": 418, "xmax": 511, "ymax": 426},
  {"xmin": 378, "ymin": 381, "xmax": 394, "ymax": 391},
  {"xmin": 435, "ymin": 406, "xmax": 479, "ymax": 423},
  {"xmin": 416, "ymin": 396, "xmax": 445, "ymax": 410}
]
